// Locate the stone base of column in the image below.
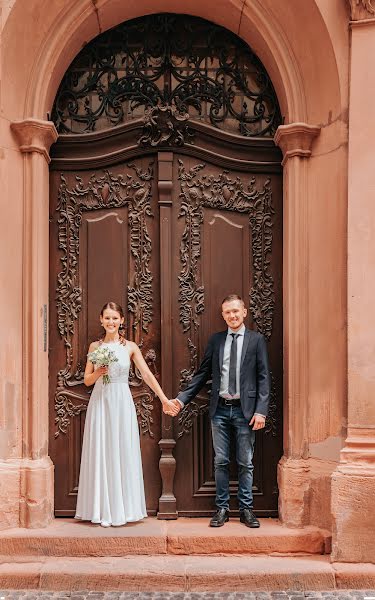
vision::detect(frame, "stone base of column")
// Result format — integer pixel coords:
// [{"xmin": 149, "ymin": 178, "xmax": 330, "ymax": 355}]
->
[
  {"xmin": 0, "ymin": 457, "xmax": 54, "ymax": 530},
  {"xmin": 331, "ymin": 436, "xmax": 375, "ymax": 563},
  {"xmin": 278, "ymin": 456, "xmax": 337, "ymax": 531},
  {"xmin": 0, "ymin": 461, "xmax": 21, "ymax": 529},
  {"xmin": 278, "ymin": 456, "xmax": 310, "ymax": 527}
]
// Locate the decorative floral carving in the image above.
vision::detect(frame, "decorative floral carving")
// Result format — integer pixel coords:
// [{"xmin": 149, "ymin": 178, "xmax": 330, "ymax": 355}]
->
[
  {"xmin": 52, "ymin": 14, "xmax": 281, "ymax": 136},
  {"xmin": 264, "ymin": 372, "xmax": 278, "ymax": 437},
  {"xmin": 129, "ymin": 348, "xmax": 158, "ymax": 437},
  {"xmin": 349, "ymin": 0, "xmax": 375, "ymax": 19},
  {"xmin": 179, "ymin": 338, "xmax": 199, "ymax": 391},
  {"xmin": 54, "ymin": 365, "xmax": 86, "ymax": 438},
  {"xmin": 54, "ymin": 165, "xmax": 155, "ymax": 437},
  {"xmin": 127, "ymin": 171, "xmax": 154, "ymax": 335},
  {"xmin": 177, "ymin": 160, "xmax": 276, "ymax": 438},
  {"xmin": 178, "ymin": 398, "xmax": 209, "ymax": 439},
  {"xmin": 139, "ymin": 105, "xmax": 194, "ymax": 148},
  {"xmin": 178, "ymin": 160, "xmax": 275, "ymax": 339},
  {"xmin": 178, "ymin": 165, "xmax": 205, "ymax": 335}
]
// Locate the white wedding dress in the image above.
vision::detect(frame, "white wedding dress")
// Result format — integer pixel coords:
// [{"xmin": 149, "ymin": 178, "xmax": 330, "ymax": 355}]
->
[{"xmin": 75, "ymin": 341, "xmax": 147, "ymax": 526}]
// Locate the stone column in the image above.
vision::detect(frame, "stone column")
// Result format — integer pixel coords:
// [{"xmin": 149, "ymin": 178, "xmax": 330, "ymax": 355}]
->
[
  {"xmin": 274, "ymin": 123, "xmax": 320, "ymax": 527},
  {"xmin": 331, "ymin": 2, "xmax": 375, "ymax": 563},
  {"xmin": 7, "ymin": 118, "xmax": 58, "ymax": 528}
]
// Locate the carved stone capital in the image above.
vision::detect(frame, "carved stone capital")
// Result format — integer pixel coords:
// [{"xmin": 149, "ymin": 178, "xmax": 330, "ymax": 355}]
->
[
  {"xmin": 348, "ymin": 0, "xmax": 375, "ymax": 20},
  {"xmin": 11, "ymin": 119, "xmax": 58, "ymax": 164},
  {"xmin": 274, "ymin": 123, "xmax": 320, "ymax": 166}
]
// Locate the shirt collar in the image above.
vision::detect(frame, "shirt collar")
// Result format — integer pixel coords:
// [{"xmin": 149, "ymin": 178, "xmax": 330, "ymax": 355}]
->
[{"xmin": 227, "ymin": 324, "xmax": 246, "ymax": 336}]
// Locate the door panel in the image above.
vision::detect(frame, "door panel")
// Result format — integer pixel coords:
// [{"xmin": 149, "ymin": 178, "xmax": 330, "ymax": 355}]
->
[
  {"xmin": 171, "ymin": 155, "xmax": 283, "ymax": 516},
  {"xmin": 49, "ymin": 159, "xmax": 163, "ymax": 515},
  {"xmin": 202, "ymin": 210, "xmax": 250, "ymax": 336},
  {"xmin": 49, "ymin": 130, "xmax": 282, "ymax": 517}
]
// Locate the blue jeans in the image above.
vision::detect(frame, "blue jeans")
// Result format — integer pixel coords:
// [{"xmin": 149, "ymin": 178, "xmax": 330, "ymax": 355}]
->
[{"xmin": 211, "ymin": 404, "xmax": 256, "ymax": 510}]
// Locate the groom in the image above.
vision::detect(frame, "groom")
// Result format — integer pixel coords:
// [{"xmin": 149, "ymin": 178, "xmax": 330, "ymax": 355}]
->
[{"xmin": 172, "ymin": 294, "xmax": 270, "ymax": 528}]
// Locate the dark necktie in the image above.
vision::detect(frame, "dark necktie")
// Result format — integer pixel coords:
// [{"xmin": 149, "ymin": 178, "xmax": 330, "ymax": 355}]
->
[{"xmin": 228, "ymin": 333, "xmax": 239, "ymax": 396}]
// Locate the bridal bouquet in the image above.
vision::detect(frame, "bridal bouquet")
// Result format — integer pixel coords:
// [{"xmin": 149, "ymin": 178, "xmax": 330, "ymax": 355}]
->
[{"xmin": 88, "ymin": 345, "xmax": 118, "ymax": 385}]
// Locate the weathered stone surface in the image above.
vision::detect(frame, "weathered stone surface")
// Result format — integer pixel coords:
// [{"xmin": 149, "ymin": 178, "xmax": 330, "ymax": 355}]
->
[
  {"xmin": 39, "ymin": 557, "xmax": 186, "ymax": 592},
  {"xmin": 167, "ymin": 519, "xmax": 328, "ymax": 555},
  {"xmin": 0, "ymin": 592, "xmax": 374, "ymax": 600},
  {"xmin": 0, "ymin": 519, "xmax": 329, "ymax": 558},
  {"xmin": 331, "ymin": 469, "xmax": 375, "ymax": 563},
  {"xmin": 333, "ymin": 562, "xmax": 375, "ymax": 588},
  {"xmin": 0, "ymin": 465, "xmax": 21, "ymax": 530},
  {"xmin": 0, "ymin": 519, "xmax": 167, "ymax": 557},
  {"xmin": 0, "ymin": 556, "xmax": 337, "ymax": 592},
  {"xmin": 0, "ymin": 560, "xmax": 42, "ymax": 589},
  {"xmin": 185, "ymin": 556, "xmax": 335, "ymax": 592}
]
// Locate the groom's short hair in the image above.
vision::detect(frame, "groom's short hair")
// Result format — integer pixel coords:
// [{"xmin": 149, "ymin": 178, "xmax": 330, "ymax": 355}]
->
[{"xmin": 222, "ymin": 294, "xmax": 245, "ymax": 307}]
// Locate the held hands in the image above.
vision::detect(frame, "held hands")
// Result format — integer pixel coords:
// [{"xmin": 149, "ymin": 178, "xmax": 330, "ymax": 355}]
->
[
  {"xmin": 162, "ymin": 398, "xmax": 182, "ymax": 417},
  {"xmin": 249, "ymin": 414, "xmax": 266, "ymax": 431}
]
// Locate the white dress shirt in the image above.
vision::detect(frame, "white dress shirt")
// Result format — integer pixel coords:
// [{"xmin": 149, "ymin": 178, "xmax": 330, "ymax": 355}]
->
[{"xmin": 219, "ymin": 324, "xmax": 245, "ymax": 399}]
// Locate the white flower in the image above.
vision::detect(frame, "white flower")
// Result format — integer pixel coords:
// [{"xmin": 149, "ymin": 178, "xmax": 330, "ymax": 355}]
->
[{"xmin": 88, "ymin": 345, "xmax": 118, "ymax": 384}]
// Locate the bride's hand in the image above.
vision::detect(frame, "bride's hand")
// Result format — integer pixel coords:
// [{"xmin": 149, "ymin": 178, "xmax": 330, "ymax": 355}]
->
[
  {"xmin": 162, "ymin": 399, "xmax": 180, "ymax": 417},
  {"xmin": 97, "ymin": 366, "xmax": 109, "ymax": 376}
]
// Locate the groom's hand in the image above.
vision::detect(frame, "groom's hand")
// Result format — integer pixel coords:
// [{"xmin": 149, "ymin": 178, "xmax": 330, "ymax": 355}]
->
[
  {"xmin": 171, "ymin": 398, "xmax": 183, "ymax": 415},
  {"xmin": 249, "ymin": 414, "xmax": 266, "ymax": 431},
  {"xmin": 162, "ymin": 399, "xmax": 180, "ymax": 416}
]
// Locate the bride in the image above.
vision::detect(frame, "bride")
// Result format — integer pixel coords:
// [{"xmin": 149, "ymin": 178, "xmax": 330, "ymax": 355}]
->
[{"xmin": 75, "ymin": 301, "xmax": 179, "ymax": 527}]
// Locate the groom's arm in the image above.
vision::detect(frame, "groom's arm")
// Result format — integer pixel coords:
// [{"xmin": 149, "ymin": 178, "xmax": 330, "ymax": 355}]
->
[
  {"xmin": 176, "ymin": 335, "xmax": 215, "ymax": 407},
  {"xmin": 254, "ymin": 334, "xmax": 271, "ymax": 417}
]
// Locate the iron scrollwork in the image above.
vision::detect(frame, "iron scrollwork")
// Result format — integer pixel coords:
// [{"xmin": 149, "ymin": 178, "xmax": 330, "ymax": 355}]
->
[
  {"xmin": 177, "ymin": 160, "xmax": 276, "ymax": 437},
  {"xmin": 52, "ymin": 14, "xmax": 281, "ymax": 137},
  {"xmin": 54, "ymin": 165, "xmax": 156, "ymax": 437}
]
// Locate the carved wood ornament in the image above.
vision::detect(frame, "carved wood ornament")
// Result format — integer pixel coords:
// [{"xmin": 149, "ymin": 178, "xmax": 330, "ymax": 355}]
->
[
  {"xmin": 54, "ymin": 164, "xmax": 157, "ymax": 438},
  {"xmin": 139, "ymin": 105, "xmax": 194, "ymax": 147},
  {"xmin": 349, "ymin": 0, "xmax": 375, "ymax": 20},
  {"xmin": 176, "ymin": 160, "xmax": 277, "ymax": 437}
]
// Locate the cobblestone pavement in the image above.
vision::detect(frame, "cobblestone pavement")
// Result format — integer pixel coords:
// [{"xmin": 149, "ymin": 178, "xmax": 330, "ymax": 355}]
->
[{"xmin": 0, "ymin": 592, "xmax": 374, "ymax": 599}]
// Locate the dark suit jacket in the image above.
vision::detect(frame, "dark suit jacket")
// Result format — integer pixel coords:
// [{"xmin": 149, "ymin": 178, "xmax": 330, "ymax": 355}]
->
[{"xmin": 177, "ymin": 328, "xmax": 271, "ymax": 421}]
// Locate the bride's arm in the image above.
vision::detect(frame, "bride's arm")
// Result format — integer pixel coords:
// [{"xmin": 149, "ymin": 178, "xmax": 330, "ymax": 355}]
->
[
  {"xmin": 128, "ymin": 342, "xmax": 180, "ymax": 416},
  {"xmin": 83, "ymin": 341, "xmax": 108, "ymax": 386}
]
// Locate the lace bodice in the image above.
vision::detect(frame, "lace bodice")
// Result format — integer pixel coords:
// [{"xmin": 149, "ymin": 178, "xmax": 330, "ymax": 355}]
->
[{"xmin": 99, "ymin": 341, "xmax": 130, "ymax": 384}]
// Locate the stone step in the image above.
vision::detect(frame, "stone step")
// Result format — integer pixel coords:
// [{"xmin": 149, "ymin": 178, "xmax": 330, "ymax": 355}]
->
[
  {"xmin": 0, "ymin": 518, "xmax": 331, "ymax": 557},
  {"xmin": 1, "ymin": 556, "xmax": 374, "ymax": 591},
  {"xmin": 0, "ymin": 555, "xmax": 342, "ymax": 591}
]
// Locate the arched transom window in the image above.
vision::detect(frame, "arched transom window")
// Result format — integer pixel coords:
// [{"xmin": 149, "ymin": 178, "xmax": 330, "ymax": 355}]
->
[{"xmin": 52, "ymin": 13, "xmax": 282, "ymax": 137}]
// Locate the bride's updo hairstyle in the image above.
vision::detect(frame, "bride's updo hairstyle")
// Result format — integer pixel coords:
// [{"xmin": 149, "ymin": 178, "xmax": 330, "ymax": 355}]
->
[{"xmin": 100, "ymin": 301, "xmax": 127, "ymax": 345}]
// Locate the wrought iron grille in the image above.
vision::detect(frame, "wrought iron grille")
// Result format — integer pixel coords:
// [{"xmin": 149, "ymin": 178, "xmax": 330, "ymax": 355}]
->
[{"xmin": 52, "ymin": 14, "xmax": 281, "ymax": 136}]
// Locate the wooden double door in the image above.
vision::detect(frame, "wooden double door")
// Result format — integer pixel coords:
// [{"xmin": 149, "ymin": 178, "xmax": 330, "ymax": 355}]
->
[{"xmin": 49, "ymin": 120, "xmax": 283, "ymax": 516}]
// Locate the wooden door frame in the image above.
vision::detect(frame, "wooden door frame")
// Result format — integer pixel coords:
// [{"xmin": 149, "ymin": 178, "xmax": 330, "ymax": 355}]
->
[
  {"xmin": 47, "ymin": 113, "xmax": 284, "ymax": 518},
  {"xmin": 10, "ymin": 116, "xmax": 320, "ymax": 527}
]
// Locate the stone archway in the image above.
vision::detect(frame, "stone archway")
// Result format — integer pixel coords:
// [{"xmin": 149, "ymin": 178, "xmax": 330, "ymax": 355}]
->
[
  {"xmin": 2, "ymin": 0, "xmax": 347, "ymax": 537},
  {"xmin": 47, "ymin": 13, "xmax": 285, "ymax": 518}
]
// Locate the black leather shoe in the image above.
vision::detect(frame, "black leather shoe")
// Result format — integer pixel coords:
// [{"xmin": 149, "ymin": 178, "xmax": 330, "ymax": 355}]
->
[
  {"xmin": 240, "ymin": 508, "xmax": 260, "ymax": 528},
  {"xmin": 209, "ymin": 508, "xmax": 229, "ymax": 527}
]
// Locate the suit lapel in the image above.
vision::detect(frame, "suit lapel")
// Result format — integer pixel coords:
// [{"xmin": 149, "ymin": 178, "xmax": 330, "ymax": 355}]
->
[
  {"xmin": 240, "ymin": 329, "xmax": 251, "ymax": 368},
  {"xmin": 219, "ymin": 331, "xmax": 226, "ymax": 371}
]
